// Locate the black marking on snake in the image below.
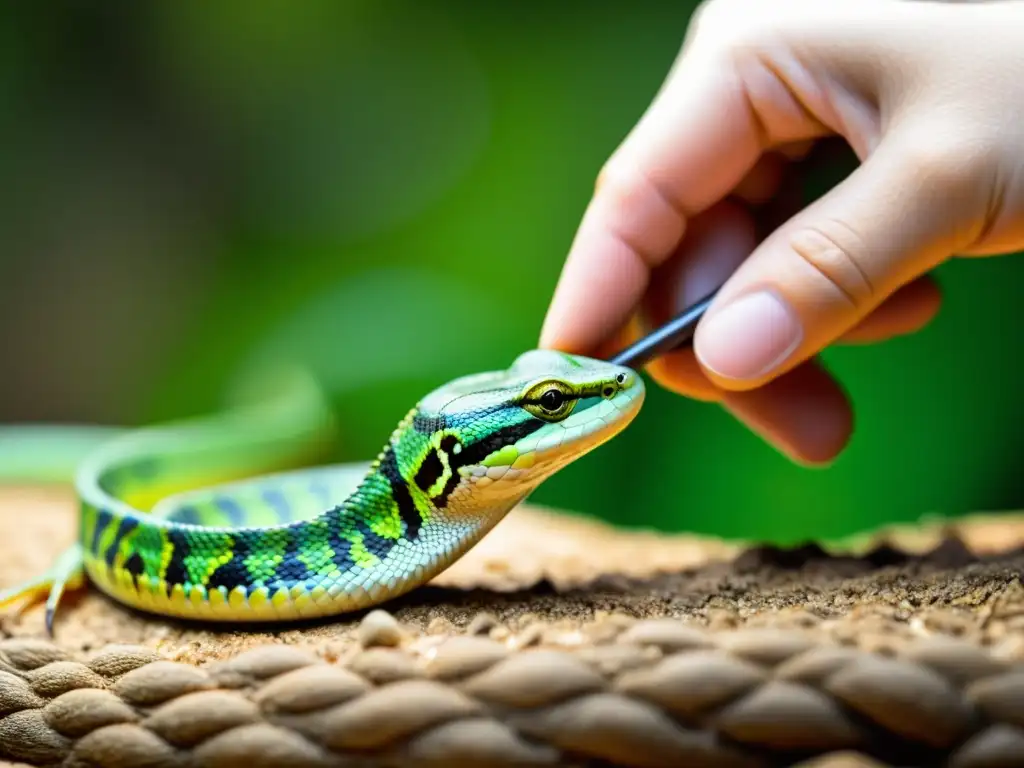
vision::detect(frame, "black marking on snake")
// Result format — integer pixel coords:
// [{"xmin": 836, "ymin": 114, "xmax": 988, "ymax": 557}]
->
[
  {"xmin": 207, "ymin": 529, "xmax": 268, "ymax": 591},
  {"xmin": 207, "ymin": 557, "xmax": 251, "ymax": 591},
  {"xmin": 358, "ymin": 523, "xmax": 399, "ymax": 560},
  {"xmin": 123, "ymin": 551, "xmax": 145, "ymax": 578},
  {"xmin": 432, "ymin": 475, "xmax": 462, "ymax": 509},
  {"xmin": 453, "ymin": 419, "xmax": 545, "ymax": 469},
  {"xmin": 326, "ymin": 511, "xmax": 357, "ymax": 572},
  {"xmin": 90, "ymin": 509, "xmax": 113, "ymax": 558},
  {"xmin": 103, "ymin": 517, "xmax": 139, "ymax": 568},
  {"xmin": 268, "ymin": 527, "xmax": 313, "ymax": 584},
  {"xmin": 413, "ymin": 412, "xmax": 448, "ymax": 434},
  {"xmin": 380, "ymin": 446, "xmax": 422, "ymax": 540},
  {"xmin": 326, "ymin": 501, "xmax": 399, "ymax": 564},
  {"xmin": 162, "ymin": 529, "xmax": 191, "ymax": 594},
  {"xmin": 414, "ymin": 448, "xmax": 445, "ymax": 493},
  {"xmin": 429, "ymin": 435, "xmax": 463, "ymax": 509}
]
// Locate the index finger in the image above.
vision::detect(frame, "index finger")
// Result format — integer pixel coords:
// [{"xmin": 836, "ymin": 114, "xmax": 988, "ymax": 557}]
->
[{"xmin": 538, "ymin": 49, "xmax": 766, "ymax": 354}]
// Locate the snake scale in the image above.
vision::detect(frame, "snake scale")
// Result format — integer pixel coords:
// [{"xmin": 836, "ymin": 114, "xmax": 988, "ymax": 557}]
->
[{"xmin": 0, "ymin": 350, "xmax": 644, "ymax": 633}]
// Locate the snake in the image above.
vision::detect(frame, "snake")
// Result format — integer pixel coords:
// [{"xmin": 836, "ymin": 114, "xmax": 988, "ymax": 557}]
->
[{"xmin": 0, "ymin": 350, "xmax": 644, "ymax": 633}]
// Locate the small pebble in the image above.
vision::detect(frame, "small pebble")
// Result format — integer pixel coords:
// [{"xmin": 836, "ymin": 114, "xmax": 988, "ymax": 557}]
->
[
  {"xmin": 421, "ymin": 636, "xmax": 509, "ymax": 680},
  {"xmin": 585, "ymin": 613, "xmax": 636, "ymax": 645},
  {"xmin": 466, "ymin": 612, "xmax": 499, "ymax": 636},
  {"xmin": 513, "ymin": 623, "xmax": 544, "ymax": 650},
  {"xmin": 357, "ymin": 610, "xmax": 405, "ymax": 648},
  {"xmin": 427, "ymin": 617, "xmax": 456, "ymax": 636},
  {"xmin": 776, "ymin": 609, "xmax": 823, "ymax": 628},
  {"xmin": 348, "ymin": 648, "xmax": 419, "ymax": 684},
  {"xmin": 489, "ymin": 626, "xmax": 512, "ymax": 643},
  {"xmin": 515, "ymin": 612, "xmax": 542, "ymax": 629},
  {"xmin": 705, "ymin": 610, "xmax": 741, "ymax": 630}
]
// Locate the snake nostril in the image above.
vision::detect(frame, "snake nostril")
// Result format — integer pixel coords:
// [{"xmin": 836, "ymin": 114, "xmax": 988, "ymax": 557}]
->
[
  {"xmin": 603, "ymin": 387, "xmax": 615, "ymax": 398},
  {"xmin": 615, "ymin": 373, "xmax": 627, "ymax": 385}
]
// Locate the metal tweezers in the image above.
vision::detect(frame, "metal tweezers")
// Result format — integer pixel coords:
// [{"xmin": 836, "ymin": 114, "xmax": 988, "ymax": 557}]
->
[{"xmin": 609, "ymin": 289, "xmax": 717, "ymax": 369}]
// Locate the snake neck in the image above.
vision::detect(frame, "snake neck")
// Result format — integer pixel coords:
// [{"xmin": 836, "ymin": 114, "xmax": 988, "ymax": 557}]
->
[{"xmin": 323, "ymin": 405, "xmax": 525, "ymax": 559}]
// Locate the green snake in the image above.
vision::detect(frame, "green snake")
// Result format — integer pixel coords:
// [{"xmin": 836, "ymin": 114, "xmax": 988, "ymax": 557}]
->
[{"xmin": 0, "ymin": 351, "xmax": 643, "ymax": 632}]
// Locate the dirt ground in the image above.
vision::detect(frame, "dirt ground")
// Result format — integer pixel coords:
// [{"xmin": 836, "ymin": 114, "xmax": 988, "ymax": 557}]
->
[{"xmin": 2, "ymin": 486, "xmax": 1023, "ymax": 668}]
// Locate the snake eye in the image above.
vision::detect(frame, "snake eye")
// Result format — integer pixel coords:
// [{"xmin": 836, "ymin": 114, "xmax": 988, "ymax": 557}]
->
[
  {"xmin": 539, "ymin": 388, "xmax": 564, "ymax": 412},
  {"xmin": 522, "ymin": 380, "xmax": 576, "ymax": 422}
]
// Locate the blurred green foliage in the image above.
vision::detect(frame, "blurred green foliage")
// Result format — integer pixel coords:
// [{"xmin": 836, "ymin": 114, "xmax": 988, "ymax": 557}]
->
[{"xmin": 1, "ymin": 2, "xmax": 1022, "ymax": 544}]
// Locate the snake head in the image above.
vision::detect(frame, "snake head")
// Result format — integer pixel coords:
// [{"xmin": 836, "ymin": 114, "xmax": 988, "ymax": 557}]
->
[{"xmin": 410, "ymin": 349, "xmax": 645, "ymax": 511}]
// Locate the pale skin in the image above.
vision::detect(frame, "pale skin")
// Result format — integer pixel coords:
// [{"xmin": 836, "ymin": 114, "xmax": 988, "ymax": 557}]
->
[{"xmin": 540, "ymin": 0, "xmax": 1024, "ymax": 465}]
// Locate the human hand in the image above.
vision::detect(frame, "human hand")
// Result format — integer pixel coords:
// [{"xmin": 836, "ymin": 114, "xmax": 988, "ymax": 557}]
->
[{"xmin": 539, "ymin": 0, "xmax": 1024, "ymax": 465}]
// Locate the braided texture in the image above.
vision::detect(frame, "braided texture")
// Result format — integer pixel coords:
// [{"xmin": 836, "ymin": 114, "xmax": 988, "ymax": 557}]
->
[
  {"xmin": 3, "ymin": 493, "xmax": 1024, "ymax": 768},
  {"xmin": 1, "ymin": 609, "xmax": 1023, "ymax": 768}
]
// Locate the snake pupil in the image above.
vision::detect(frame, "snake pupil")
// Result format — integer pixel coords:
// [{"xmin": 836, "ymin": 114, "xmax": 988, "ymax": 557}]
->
[{"xmin": 539, "ymin": 389, "xmax": 563, "ymax": 411}]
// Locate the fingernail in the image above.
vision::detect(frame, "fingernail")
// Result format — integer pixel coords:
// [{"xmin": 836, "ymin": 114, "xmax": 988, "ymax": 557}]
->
[{"xmin": 696, "ymin": 289, "xmax": 802, "ymax": 380}]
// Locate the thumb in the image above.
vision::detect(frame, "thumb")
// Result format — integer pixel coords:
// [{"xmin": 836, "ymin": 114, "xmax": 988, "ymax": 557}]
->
[{"xmin": 693, "ymin": 122, "xmax": 994, "ymax": 389}]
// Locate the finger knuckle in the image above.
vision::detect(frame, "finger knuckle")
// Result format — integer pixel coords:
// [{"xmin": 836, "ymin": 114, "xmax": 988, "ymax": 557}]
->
[
  {"xmin": 594, "ymin": 159, "xmax": 688, "ymax": 266},
  {"xmin": 602, "ymin": 157, "xmax": 688, "ymax": 219},
  {"xmin": 595, "ymin": 157, "xmax": 634, "ymax": 199},
  {"xmin": 897, "ymin": 128, "xmax": 1002, "ymax": 249},
  {"xmin": 689, "ymin": 0, "xmax": 775, "ymax": 53},
  {"xmin": 788, "ymin": 222, "xmax": 874, "ymax": 307},
  {"xmin": 902, "ymin": 134, "xmax": 993, "ymax": 195},
  {"xmin": 690, "ymin": 0, "xmax": 733, "ymax": 37}
]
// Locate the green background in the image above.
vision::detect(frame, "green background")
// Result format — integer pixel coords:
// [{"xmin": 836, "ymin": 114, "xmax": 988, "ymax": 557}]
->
[{"xmin": 0, "ymin": 2, "xmax": 1019, "ymax": 544}]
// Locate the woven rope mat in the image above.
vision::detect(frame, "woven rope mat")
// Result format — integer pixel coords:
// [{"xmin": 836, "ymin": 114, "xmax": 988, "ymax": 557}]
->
[{"xmin": 1, "ymin": 487, "xmax": 1023, "ymax": 768}]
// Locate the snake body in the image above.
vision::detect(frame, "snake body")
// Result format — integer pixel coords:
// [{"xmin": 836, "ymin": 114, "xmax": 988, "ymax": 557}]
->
[{"xmin": 0, "ymin": 350, "xmax": 643, "ymax": 631}]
